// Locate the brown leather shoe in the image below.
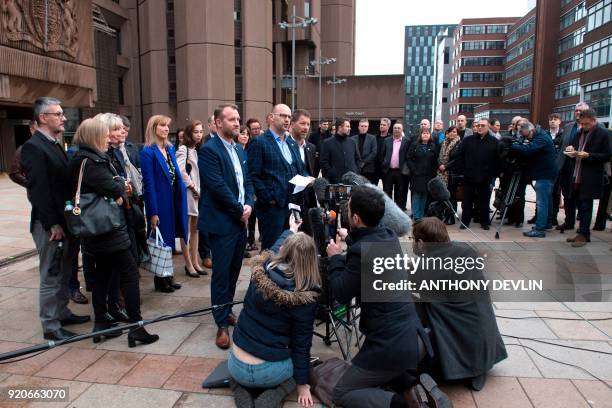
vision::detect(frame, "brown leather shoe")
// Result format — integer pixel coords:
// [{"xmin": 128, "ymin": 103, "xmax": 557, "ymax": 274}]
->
[
  {"xmin": 215, "ymin": 327, "xmax": 230, "ymax": 349},
  {"xmin": 228, "ymin": 313, "xmax": 237, "ymax": 326},
  {"xmin": 203, "ymin": 258, "xmax": 213, "ymax": 269},
  {"xmin": 567, "ymin": 233, "xmax": 590, "ymax": 247}
]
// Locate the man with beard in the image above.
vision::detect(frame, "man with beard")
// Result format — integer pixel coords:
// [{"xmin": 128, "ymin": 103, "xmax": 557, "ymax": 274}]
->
[
  {"xmin": 320, "ymin": 118, "xmax": 362, "ymax": 183},
  {"xmin": 198, "ymin": 104, "xmax": 254, "ymax": 348},
  {"xmin": 248, "ymin": 104, "xmax": 312, "ymax": 249}
]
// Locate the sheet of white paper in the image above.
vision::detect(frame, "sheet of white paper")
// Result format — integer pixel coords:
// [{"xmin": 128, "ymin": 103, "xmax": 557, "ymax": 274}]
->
[{"xmin": 289, "ymin": 175, "xmax": 311, "ymax": 194}]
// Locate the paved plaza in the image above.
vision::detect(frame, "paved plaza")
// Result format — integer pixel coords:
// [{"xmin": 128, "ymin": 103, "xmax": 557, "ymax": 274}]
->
[{"xmin": 0, "ymin": 174, "xmax": 610, "ymax": 407}]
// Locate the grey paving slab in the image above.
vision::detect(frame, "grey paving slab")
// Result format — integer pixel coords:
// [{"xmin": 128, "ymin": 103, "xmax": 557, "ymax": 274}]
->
[
  {"xmin": 70, "ymin": 383, "xmax": 181, "ymax": 408},
  {"xmin": 173, "ymin": 323, "xmax": 233, "ymax": 359},
  {"xmin": 173, "ymin": 392, "xmax": 236, "ymax": 408},
  {"xmin": 490, "ymin": 343, "xmax": 542, "ymax": 378},
  {"xmin": 564, "ymin": 302, "xmax": 612, "ymax": 313}
]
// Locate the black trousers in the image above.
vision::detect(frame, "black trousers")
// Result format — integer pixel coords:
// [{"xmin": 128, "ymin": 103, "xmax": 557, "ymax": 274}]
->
[
  {"xmin": 198, "ymin": 231, "xmax": 211, "ymax": 259},
  {"xmin": 92, "ymin": 248, "xmax": 141, "ymax": 323},
  {"xmin": 363, "ymin": 172, "xmax": 378, "ymax": 185},
  {"xmin": 383, "ymin": 169, "xmax": 408, "ymax": 210},
  {"xmin": 594, "ymin": 179, "xmax": 611, "ymax": 228},
  {"xmin": 462, "ymin": 181, "xmax": 492, "ymax": 227},
  {"xmin": 247, "ymin": 207, "xmax": 257, "ymax": 247},
  {"xmin": 551, "ymin": 177, "xmax": 562, "ymax": 225}
]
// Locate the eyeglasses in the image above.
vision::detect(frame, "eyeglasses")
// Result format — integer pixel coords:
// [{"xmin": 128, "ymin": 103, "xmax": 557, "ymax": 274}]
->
[
  {"xmin": 43, "ymin": 111, "xmax": 65, "ymax": 118},
  {"xmin": 272, "ymin": 113, "xmax": 291, "ymax": 120}
]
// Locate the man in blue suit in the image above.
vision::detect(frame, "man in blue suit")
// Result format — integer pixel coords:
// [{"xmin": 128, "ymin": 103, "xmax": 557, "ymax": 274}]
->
[
  {"xmin": 248, "ymin": 104, "xmax": 313, "ymax": 250},
  {"xmin": 198, "ymin": 104, "xmax": 254, "ymax": 349}
]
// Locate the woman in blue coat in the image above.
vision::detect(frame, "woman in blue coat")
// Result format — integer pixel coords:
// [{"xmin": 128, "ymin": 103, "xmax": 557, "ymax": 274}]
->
[{"xmin": 140, "ymin": 115, "xmax": 189, "ymax": 293}]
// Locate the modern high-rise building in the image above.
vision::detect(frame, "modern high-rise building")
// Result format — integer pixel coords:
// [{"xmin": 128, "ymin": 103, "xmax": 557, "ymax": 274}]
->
[
  {"xmin": 403, "ymin": 24, "xmax": 455, "ymax": 135},
  {"xmin": 432, "ymin": 28, "xmax": 455, "ymax": 127},
  {"xmin": 0, "ymin": 0, "xmax": 404, "ymax": 172}
]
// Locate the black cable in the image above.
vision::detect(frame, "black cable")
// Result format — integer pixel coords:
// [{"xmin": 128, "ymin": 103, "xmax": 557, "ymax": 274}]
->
[
  {"xmin": 0, "ymin": 349, "xmax": 52, "ymax": 364},
  {"xmin": 502, "ymin": 334, "xmax": 612, "ymax": 356},
  {"xmin": 496, "ymin": 314, "xmax": 612, "ymax": 322},
  {"xmin": 505, "ymin": 342, "xmax": 612, "ymax": 389}
]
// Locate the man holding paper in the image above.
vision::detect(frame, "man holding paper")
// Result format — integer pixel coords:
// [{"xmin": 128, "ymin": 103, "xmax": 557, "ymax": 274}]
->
[{"xmin": 248, "ymin": 104, "xmax": 313, "ymax": 249}]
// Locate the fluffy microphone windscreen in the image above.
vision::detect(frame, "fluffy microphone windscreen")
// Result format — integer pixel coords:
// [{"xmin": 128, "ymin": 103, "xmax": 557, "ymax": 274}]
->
[{"xmin": 427, "ymin": 177, "xmax": 451, "ymax": 202}]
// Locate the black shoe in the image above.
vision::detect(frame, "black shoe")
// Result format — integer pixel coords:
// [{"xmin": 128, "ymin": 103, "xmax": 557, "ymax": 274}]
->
[
  {"xmin": 43, "ymin": 328, "xmax": 77, "ymax": 341},
  {"xmin": 60, "ymin": 313, "xmax": 91, "ymax": 326},
  {"xmin": 459, "ymin": 224, "xmax": 467, "ymax": 230},
  {"xmin": 154, "ymin": 276, "xmax": 174, "ymax": 293},
  {"xmin": 104, "ymin": 312, "xmax": 118, "ymax": 325},
  {"xmin": 128, "ymin": 327, "xmax": 159, "ymax": 348},
  {"xmin": 514, "ymin": 222, "xmax": 523, "ymax": 228},
  {"xmin": 481, "ymin": 225, "xmax": 490, "ymax": 230},
  {"xmin": 470, "ymin": 373, "xmax": 487, "ymax": 391},
  {"xmin": 185, "ymin": 266, "xmax": 200, "ymax": 278},
  {"xmin": 92, "ymin": 322, "xmax": 122, "ymax": 343},
  {"xmin": 556, "ymin": 223, "xmax": 574, "ymax": 231},
  {"xmin": 167, "ymin": 276, "xmax": 181, "ymax": 290},
  {"xmin": 108, "ymin": 307, "xmax": 130, "ymax": 323},
  {"xmin": 196, "ymin": 269, "xmax": 208, "ymax": 276},
  {"xmin": 527, "ymin": 216, "xmax": 536, "ymax": 224}
]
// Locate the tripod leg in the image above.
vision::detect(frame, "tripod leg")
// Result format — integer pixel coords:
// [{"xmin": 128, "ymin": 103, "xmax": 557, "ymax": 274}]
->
[{"xmin": 329, "ymin": 311, "xmax": 348, "ymax": 360}]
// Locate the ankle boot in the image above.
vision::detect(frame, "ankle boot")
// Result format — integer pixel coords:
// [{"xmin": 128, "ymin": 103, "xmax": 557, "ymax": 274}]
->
[
  {"xmin": 128, "ymin": 327, "xmax": 159, "ymax": 348},
  {"xmin": 166, "ymin": 276, "xmax": 182, "ymax": 290},
  {"xmin": 108, "ymin": 305, "xmax": 130, "ymax": 322},
  {"xmin": 92, "ymin": 322, "xmax": 121, "ymax": 344},
  {"xmin": 154, "ymin": 276, "xmax": 174, "ymax": 293}
]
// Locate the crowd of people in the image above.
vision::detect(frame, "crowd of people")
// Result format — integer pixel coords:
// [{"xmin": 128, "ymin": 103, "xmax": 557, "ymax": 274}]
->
[{"xmin": 8, "ymin": 96, "xmax": 611, "ymax": 408}]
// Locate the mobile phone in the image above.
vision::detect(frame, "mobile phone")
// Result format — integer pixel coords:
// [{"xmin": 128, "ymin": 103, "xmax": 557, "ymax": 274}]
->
[{"xmin": 288, "ymin": 203, "xmax": 301, "ymax": 222}]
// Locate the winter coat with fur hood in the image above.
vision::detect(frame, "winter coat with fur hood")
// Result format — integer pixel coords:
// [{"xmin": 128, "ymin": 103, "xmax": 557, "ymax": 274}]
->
[{"xmin": 232, "ymin": 231, "xmax": 320, "ymax": 385}]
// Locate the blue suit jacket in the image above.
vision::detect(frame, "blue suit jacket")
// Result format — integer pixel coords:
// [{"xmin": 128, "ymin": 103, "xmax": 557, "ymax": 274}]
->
[
  {"xmin": 198, "ymin": 135, "xmax": 254, "ymax": 236},
  {"xmin": 248, "ymin": 130, "xmax": 307, "ymax": 208},
  {"xmin": 140, "ymin": 144, "xmax": 189, "ymax": 249}
]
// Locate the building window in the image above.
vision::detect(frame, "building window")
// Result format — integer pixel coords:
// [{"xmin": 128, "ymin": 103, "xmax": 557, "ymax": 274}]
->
[
  {"xmin": 587, "ymin": 0, "xmax": 611, "ymax": 32},
  {"xmin": 554, "ymin": 79, "xmax": 581, "ymax": 99},
  {"xmin": 558, "ymin": 27, "xmax": 585, "ymax": 53},
  {"xmin": 506, "ymin": 94, "xmax": 531, "ymax": 103},
  {"xmin": 463, "ymin": 25, "xmax": 485, "ymax": 34},
  {"xmin": 460, "ymin": 72, "xmax": 504, "ymax": 82},
  {"xmin": 584, "ymin": 36, "xmax": 612, "ymax": 70},
  {"xmin": 506, "ymin": 55, "xmax": 533, "ymax": 79},
  {"xmin": 461, "ymin": 41, "xmax": 505, "ymax": 51},
  {"xmin": 459, "ymin": 88, "xmax": 503, "ymax": 97},
  {"xmin": 553, "ymin": 105, "xmax": 575, "ymax": 122},
  {"xmin": 458, "ymin": 104, "xmax": 477, "ymax": 112},
  {"xmin": 584, "ymin": 79, "xmax": 612, "ymax": 117},
  {"xmin": 304, "ymin": 0, "xmax": 311, "ymax": 18},
  {"xmin": 507, "ymin": 36, "xmax": 534, "ymax": 62},
  {"xmin": 560, "ymin": 4, "xmax": 586, "ymax": 30},
  {"xmin": 561, "ymin": 0, "xmax": 573, "ymax": 7},
  {"xmin": 504, "ymin": 75, "xmax": 532, "ymax": 96},
  {"xmin": 486, "ymin": 24, "xmax": 508, "ymax": 34},
  {"xmin": 461, "ymin": 57, "xmax": 505, "ymax": 66},
  {"xmin": 557, "ymin": 53, "xmax": 584, "ymax": 76},
  {"xmin": 507, "ymin": 18, "xmax": 535, "ymax": 46}
]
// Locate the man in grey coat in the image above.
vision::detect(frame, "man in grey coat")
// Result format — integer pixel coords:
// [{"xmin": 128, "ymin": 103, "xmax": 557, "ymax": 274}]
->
[{"xmin": 351, "ymin": 118, "xmax": 377, "ymax": 184}]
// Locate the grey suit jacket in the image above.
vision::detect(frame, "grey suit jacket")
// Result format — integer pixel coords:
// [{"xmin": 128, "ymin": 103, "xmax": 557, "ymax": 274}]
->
[{"xmin": 351, "ymin": 133, "xmax": 378, "ymax": 174}]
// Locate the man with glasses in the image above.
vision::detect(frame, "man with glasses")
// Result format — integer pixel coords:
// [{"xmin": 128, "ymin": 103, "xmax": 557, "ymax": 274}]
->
[
  {"xmin": 21, "ymin": 97, "xmax": 90, "ymax": 341},
  {"xmin": 248, "ymin": 104, "xmax": 313, "ymax": 249}
]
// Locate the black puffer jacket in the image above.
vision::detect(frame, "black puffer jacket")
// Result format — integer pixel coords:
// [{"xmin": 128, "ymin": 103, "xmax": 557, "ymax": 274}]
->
[{"xmin": 68, "ymin": 145, "xmax": 131, "ymax": 255}]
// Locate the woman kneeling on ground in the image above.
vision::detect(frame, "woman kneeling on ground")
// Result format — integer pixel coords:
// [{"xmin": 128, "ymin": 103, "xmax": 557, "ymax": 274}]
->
[{"xmin": 229, "ymin": 215, "xmax": 320, "ymax": 408}]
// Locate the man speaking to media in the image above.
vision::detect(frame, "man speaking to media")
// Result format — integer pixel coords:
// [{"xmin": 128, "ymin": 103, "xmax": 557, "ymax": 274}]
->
[{"xmin": 325, "ymin": 186, "xmax": 449, "ymax": 408}]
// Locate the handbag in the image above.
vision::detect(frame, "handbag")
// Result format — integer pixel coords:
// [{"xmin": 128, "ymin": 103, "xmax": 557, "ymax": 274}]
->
[
  {"xmin": 401, "ymin": 162, "xmax": 411, "ymax": 177},
  {"xmin": 142, "ymin": 227, "xmax": 174, "ymax": 277},
  {"xmin": 310, "ymin": 357, "xmax": 350, "ymax": 407},
  {"xmin": 65, "ymin": 158, "xmax": 125, "ymax": 238}
]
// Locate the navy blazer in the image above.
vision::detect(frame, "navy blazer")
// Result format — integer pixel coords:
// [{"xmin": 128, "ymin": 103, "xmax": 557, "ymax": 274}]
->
[
  {"xmin": 198, "ymin": 135, "xmax": 254, "ymax": 236},
  {"xmin": 248, "ymin": 130, "xmax": 308, "ymax": 208},
  {"xmin": 140, "ymin": 144, "xmax": 189, "ymax": 249}
]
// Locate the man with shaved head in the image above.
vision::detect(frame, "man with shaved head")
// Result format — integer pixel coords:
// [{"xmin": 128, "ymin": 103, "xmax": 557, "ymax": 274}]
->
[
  {"xmin": 456, "ymin": 114, "xmax": 473, "ymax": 140},
  {"xmin": 248, "ymin": 104, "xmax": 313, "ymax": 249}
]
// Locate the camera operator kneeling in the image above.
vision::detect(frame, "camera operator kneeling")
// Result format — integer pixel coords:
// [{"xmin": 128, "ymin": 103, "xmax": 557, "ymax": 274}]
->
[
  {"xmin": 229, "ymin": 215, "xmax": 319, "ymax": 408},
  {"xmin": 412, "ymin": 217, "xmax": 507, "ymax": 391},
  {"xmin": 326, "ymin": 186, "xmax": 451, "ymax": 408},
  {"xmin": 509, "ymin": 122, "xmax": 559, "ymax": 237}
]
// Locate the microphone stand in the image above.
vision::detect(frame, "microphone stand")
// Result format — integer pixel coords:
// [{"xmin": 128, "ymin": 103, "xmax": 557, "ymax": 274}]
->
[{"xmin": 0, "ymin": 301, "xmax": 243, "ymax": 363}]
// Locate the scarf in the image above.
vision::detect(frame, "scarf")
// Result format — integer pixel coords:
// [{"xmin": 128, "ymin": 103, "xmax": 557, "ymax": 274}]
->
[
  {"xmin": 437, "ymin": 138, "xmax": 460, "ymax": 186},
  {"xmin": 120, "ymin": 144, "xmax": 144, "ymax": 197},
  {"xmin": 572, "ymin": 128, "xmax": 594, "ymax": 186}
]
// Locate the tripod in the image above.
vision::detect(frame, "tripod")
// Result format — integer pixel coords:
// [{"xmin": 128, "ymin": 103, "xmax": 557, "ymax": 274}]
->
[
  {"xmin": 491, "ymin": 170, "xmax": 523, "ymax": 239},
  {"xmin": 313, "ymin": 258, "xmax": 362, "ymax": 361}
]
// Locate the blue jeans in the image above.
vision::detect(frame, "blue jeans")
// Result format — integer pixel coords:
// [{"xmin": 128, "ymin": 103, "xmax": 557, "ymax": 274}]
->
[
  {"xmin": 411, "ymin": 191, "xmax": 428, "ymax": 220},
  {"xmin": 228, "ymin": 350, "xmax": 293, "ymax": 388},
  {"xmin": 534, "ymin": 179, "xmax": 554, "ymax": 232}
]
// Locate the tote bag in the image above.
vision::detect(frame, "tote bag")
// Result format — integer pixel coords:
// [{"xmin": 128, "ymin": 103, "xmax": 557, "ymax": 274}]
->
[{"xmin": 142, "ymin": 227, "xmax": 174, "ymax": 277}]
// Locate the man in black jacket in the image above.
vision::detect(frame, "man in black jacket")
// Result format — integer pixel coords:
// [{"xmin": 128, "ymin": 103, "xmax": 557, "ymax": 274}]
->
[
  {"xmin": 373, "ymin": 118, "xmax": 391, "ymax": 186},
  {"xmin": 326, "ymin": 186, "xmax": 448, "ymax": 408},
  {"xmin": 351, "ymin": 118, "xmax": 377, "ymax": 184},
  {"xmin": 21, "ymin": 97, "xmax": 90, "ymax": 341},
  {"xmin": 320, "ymin": 118, "xmax": 362, "ymax": 183},
  {"xmin": 457, "ymin": 118, "xmax": 500, "ymax": 230},
  {"xmin": 564, "ymin": 109, "xmax": 612, "ymax": 246}
]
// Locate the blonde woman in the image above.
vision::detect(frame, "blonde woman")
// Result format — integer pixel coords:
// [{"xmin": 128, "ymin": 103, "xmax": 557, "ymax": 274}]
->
[
  {"xmin": 139, "ymin": 115, "xmax": 189, "ymax": 292},
  {"xmin": 67, "ymin": 118, "xmax": 158, "ymax": 347},
  {"xmin": 229, "ymin": 215, "xmax": 319, "ymax": 407},
  {"xmin": 176, "ymin": 120, "xmax": 206, "ymax": 277}
]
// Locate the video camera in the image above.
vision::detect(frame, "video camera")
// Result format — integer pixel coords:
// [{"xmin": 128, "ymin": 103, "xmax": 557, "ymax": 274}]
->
[{"xmin": 499, "ymin": 136, "xmax": 529, "ymax": 171}]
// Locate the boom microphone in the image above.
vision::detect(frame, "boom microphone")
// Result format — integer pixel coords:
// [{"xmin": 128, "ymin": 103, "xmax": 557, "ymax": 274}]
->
[
  {"xmin": 341, "ymin": 172, "xmax": 411, "ymax": 237},
  {"xmin": 313, "ymin": 177, "xmax": 330, "ymax": 206},
  {"xmin": 427, "ymin": 177, "xmax": 451, "ymax": 202}
]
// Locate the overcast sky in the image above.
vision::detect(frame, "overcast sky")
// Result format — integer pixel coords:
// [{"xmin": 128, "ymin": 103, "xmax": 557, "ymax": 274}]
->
[{"xmin": 355, "ymin": 0, "xmax": 532, "ymax": 75}]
